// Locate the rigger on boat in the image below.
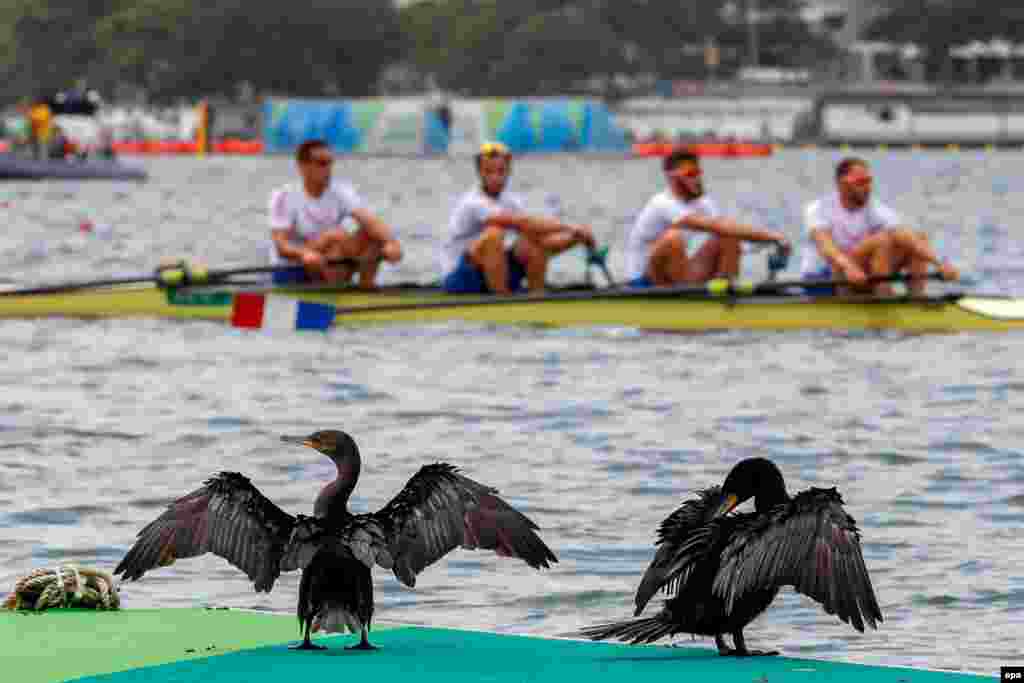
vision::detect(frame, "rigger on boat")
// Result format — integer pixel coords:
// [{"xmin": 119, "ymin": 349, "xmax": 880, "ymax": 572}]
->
[{"xmin": 0, "ymin": 266, "xmax": 1019, "ymax": 332}]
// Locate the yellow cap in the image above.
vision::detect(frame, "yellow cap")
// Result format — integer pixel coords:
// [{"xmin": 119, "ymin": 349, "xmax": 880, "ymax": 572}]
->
[{"xmin": 478, "ymin": 141, "xmax": 510, "ymax": 157}]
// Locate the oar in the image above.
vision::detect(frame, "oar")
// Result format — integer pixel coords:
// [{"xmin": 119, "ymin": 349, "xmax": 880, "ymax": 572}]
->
[
  {"xmin": 766, "ymin": 242, "xmax": 791, "ymax": 281},
  {"xmin": 0, "ymin": 258, "xmax": 362, "ymax": 297},
  {"xmin": 681, "ymin": 270, "xmax": 954, "ymax": 298},
  {"xmin": 585, "ymin": 245, "xmax": 616, "ymax": 288},
  {"xmin": 327, "ymin": 271, "xmax": 960, "ymax": 318}
]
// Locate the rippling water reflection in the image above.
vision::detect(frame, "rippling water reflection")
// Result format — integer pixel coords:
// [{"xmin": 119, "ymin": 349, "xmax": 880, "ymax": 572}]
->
[{"xmin": 1, "ymin": 151, "xmax": 1022, "ymax": 675}]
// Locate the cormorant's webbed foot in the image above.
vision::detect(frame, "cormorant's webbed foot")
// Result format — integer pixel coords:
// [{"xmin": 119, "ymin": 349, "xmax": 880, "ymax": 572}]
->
[
  {"xmin": 714, "ymin": 634, "xmax": 736, "ymax": 656},
  {"xmin": 721, "ymin": 648, "xmax": 779, "ymax": 657},
  {"xmin": 724, "ymin": 631, "xmax": 779, "ymax": 657},
  {"xmin": 346, "ymin": 629, "xmax": 379, "ymax": 651},
  {"xmin": 291, "ymin": 625, "xmax": 327, "ymax": 651}
]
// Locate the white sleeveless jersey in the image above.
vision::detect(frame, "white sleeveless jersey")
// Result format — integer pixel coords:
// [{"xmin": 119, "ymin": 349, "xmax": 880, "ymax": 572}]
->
[
  {"xmin": 440, "ymin": 186, "xmax": 525, "ymax": 277},
  {"xmin": 625, "ymin": 192, "xmax": 719, "ymax": 280},
  {"xmin": 267, "ymin": 182, "xmax": 365, "ymax": 265},
  {"xmin": 799, "ymin": 192, "xmax": 901, "ymax": 275}
]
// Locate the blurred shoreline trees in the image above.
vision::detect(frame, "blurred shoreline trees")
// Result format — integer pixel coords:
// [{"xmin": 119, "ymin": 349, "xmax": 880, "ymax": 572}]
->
[
  {"xmin": 0, "ymin": 0, "xmax": 837, "ymax": 103},
  {"xmin": 864, "ymin": 0, "xmax": 1024, "ymax": 83},
  {"xmin": 0, "ymin": 0, "xmax": 405, "ymax": 104}
]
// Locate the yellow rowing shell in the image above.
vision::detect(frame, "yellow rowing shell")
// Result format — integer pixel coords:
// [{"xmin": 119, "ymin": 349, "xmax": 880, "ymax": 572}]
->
[{"xmin": 0, "ymin": 284, "xmax": 1022, "ymax": 332}]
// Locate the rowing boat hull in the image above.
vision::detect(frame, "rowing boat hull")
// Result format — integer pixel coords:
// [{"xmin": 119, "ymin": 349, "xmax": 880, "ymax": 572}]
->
[{"xmin": 0, "ymin": 284, "xmax": 1022, "ymax": 332}]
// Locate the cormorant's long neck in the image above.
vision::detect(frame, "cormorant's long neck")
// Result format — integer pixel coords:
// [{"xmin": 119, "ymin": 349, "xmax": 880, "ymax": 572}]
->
[
  {"xmin": 337, "ymin": 456, "xmax": 360, "ymax": 503},
  {"xmin": 315, "ymin": 457, "xmax": 360, "ymax": 521},
  {"xmin": 755, "ymin": 488, "xmax": 790, "ymax": 514}
]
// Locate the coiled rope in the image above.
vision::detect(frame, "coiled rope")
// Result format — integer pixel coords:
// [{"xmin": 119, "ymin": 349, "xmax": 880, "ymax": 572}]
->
[{"xmin": 3, "ymin": 565, "xmax": 120, "ymax": 611}]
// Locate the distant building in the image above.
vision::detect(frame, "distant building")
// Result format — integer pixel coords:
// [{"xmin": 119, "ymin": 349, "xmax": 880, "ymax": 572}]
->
[{"xmin": 802, "ymin": 0, "xmax": 891, "ymax": 49}]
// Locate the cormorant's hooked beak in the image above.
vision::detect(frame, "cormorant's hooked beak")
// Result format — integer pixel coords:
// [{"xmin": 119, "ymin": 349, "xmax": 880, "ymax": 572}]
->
[
  {"xmin": 281, "ymin": 434, "xmax": 318, "ymax": 450},
  {"xmin": 713, "ymin": 493, "xmax": 739, "ymax": 519}
]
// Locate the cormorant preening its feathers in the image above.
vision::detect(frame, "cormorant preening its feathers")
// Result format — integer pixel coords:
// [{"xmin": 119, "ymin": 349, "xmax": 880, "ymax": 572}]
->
[
  {"xmin": 580, "ymin": 458, "xmax": 882, "ymax": 656},
  {"xmin": 115, "ymin": 430, "xmax": 557, "ymax": 651}
]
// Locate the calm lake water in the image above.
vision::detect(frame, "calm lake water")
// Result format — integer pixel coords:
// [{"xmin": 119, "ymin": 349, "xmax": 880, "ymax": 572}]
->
[{"xmin": 0, "ymin": 150, "xmax": 1021, "ymax": 676}]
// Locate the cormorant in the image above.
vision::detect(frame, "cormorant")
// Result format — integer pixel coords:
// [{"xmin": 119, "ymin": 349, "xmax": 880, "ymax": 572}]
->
[
  {"xmin": 580, "ymin": 457, "xmax": 882, "ymax": 656},
  {"xmin": 115, "ymin": 430, "xmax": 557, "ymax": 650}
]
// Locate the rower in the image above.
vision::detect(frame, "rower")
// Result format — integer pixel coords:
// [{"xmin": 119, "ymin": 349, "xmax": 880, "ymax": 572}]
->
[
  {"xmin": 440, "ymin": 141, "xmax": 595, "ymax": 294},
  {"xmin": 800, "ymin": 157, "xmax": 958, "ymax": 295},
  {"xmin": 626, "ymin": 149, "xmax": 788, "ymax": 288},
  {"xmin": 268, "ymin": 139, "xmax": 401, "ymax": 289}
]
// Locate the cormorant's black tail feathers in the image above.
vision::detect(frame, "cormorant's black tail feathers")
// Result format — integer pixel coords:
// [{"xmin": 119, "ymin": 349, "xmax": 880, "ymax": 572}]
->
[{"xmin": 578, "ymin": 612, "xmax": 677, "ymax": 644}]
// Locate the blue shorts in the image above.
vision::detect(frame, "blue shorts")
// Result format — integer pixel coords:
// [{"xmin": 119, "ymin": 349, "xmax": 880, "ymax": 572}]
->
[
  {"xmin": 628, "ymin": 276, "xmax": 654, "ymax": 288},
  {"xmin": 272, "ymin": 266, "xmax": 313, "ymax": 285},
  {"xmin": 803, "ymin": 266, "xmax": 835, "ymax": 296},
  {"xmin": 443, "ymin": 249, "xmax": 526, "ymax": 294}
]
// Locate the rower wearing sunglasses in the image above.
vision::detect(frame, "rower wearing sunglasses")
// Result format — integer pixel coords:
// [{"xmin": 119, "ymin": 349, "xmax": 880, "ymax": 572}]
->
[
  {"xmin": 268, "ymin": 139, "xmax": 402, "ymax": 289},
  {"xmin": 440, "ymin": 142, "xmax": 596, "ymax": 295},
  {"xmin": 626, "ymin": 149, "xmax": 789, "ymax": 288},
  {"xmin": 800, "ymin": 157, "xmax": 958, "ymax": 295}
]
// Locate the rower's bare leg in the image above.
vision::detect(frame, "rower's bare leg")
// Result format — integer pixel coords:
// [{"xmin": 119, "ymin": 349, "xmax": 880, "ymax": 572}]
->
[
  {"xmin": 890, "ymin": 228, "xmax": 957, "ymax": 294},
  {"xmin": 688, "ymin": 235, "xmax": 740, "ymax": 281},
  {"xmin": 717, "ymin": 236, "xmax": 741, "ymax": 278},
  {"xmin": 647, "ymin": 228, "xmax": 689, "ymax": 285},
  {"xmin": 907, "ymin": 231, "xmax": 931, "ymax": 295},
  {"xmin": 300, "ymin": 250, "xmax": 329, "ymax": 281},
  {"xmin": 537, "ymin": 231, "xmax": 579, "ymax": 255},
  {"xmin": 346, "ymin": 626, "xmax": 378, "ymax": 651},
  {"xmin": 350, "ymin": 228, "xmax": 383, "ymax": 291},
  {"xmin": 306, "ymin": 229, "xmax": 356, "ymax": 284},
  {"xmin": 514, "ymin": 237, "xmax": 549, "ymax": 293},
  {"xmin": 469, "ymin": 226, "xmax": 510, "ymax": 294},
  {"xmin": 869, "ymin": 238, "xmax": 896, "ymax": 296},
  {"xmin": 886, "ymin": 234, "xmax": 926, "ymax": 296},
  {"xmin": 298, "ymin": 230, "xmax": 336, "ymax": 281},
  {"xmin": 849, "ymin": 232, "xmax": 896, "ymax": 296}
]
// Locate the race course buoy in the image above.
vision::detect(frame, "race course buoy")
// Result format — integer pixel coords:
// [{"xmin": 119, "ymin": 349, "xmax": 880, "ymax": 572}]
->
[{"xmin": 3, "ymin": 565, "xmax": 120, "ymax": 611}]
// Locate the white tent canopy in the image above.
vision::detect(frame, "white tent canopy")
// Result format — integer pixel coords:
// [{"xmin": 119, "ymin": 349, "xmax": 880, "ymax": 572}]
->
[{"xmin": 949, "ymin": 39, "xmax": 1024, "ymax": 59}]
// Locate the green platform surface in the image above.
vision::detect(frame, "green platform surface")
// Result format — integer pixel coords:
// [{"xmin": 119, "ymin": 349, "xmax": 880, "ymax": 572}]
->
[{"xmin": 1, "ymin": 608, "xmax": 993, "ymax": 683}]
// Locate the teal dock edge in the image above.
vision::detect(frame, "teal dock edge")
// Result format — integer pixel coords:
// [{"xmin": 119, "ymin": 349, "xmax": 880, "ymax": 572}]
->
[{"xmin": 1, "ymin": 608, "xmax": 995, "ymax": 683}]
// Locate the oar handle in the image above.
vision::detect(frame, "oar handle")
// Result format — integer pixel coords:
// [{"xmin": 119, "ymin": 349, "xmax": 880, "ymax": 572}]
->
[
  {"xmin": 154, "ymin": 261, "xmax": 211, "ymax": 288},
  {"xmin": 584, "ymin": 244, "xmax": 616, "ymax": 288},
  {"xmin": 153, "ymin": 257, "xmax": 364, "ymax": 289},
  {"xmin": 0, "ymin": 258, "xmax": 367, "ymax": 297},
  {"xmin": 743, "ymin": 269, "xmax": 951, "ymax": 297},
  {"xmin": 766, "ymin": 242, "xmax": 791, "ymax": 280}
]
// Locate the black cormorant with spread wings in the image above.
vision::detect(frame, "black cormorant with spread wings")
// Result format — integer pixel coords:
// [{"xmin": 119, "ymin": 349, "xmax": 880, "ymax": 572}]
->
[
  {"xmin": 115, "ymin": 430, "xmax": 557, "ymax": 651},
  {"xmin": 580, "ymin": 458, "xmax": 882, "ymax": 656}
]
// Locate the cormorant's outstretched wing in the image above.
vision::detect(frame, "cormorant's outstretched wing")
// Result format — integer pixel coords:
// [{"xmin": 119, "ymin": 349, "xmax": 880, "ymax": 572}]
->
[
  {"xmin": 335, "ymin": 464, "xmax": 557, "ymax": 587},
  {"xmin": 634, "ymin": 486, "xmax": 723, "ymax": 615},
  {"xmin": 115, "ymin": 472, "xmax": 302, "ymax": 592},
  {"xmin": 712, "ymin": 487, "xmax": 883, "ymax": 632}
]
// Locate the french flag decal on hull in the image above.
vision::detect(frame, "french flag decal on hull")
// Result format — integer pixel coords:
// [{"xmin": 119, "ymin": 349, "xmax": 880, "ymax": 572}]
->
[{"xmin": 231, "ymin": 293, "xmax": 335, "ymax": 331}]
